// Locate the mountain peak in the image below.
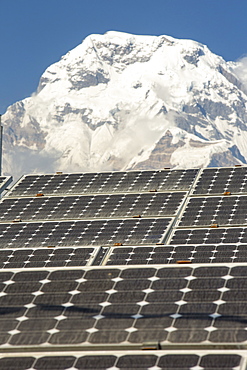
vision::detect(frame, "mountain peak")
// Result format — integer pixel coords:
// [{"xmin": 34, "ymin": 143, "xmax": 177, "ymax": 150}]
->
[{"xmin": 2, "ymin": 32, "xmax": 247, "ymax": 178}]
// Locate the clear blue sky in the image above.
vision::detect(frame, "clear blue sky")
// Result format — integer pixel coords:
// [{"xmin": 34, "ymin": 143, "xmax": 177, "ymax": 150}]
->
[{"xmin": 1, "ymin": 0, "xmax": 247, "ymax": 113}]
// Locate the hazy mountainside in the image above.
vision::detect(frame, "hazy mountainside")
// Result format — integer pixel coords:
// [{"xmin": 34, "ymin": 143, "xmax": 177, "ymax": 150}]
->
[{"xmin": 3, "ymin": 31, "xmax": 247, "ymax": 179}]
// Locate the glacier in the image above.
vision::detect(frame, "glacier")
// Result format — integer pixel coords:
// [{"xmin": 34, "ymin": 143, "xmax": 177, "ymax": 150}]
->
[{"xmin": 2, "ymin": 31, "xmax": 247, "ymax": 179}]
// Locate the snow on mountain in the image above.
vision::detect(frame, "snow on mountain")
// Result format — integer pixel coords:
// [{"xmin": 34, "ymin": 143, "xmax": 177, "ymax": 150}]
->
[{"xmin": 3, "ymin": 31, "xmax": 247, "ymax": 179}]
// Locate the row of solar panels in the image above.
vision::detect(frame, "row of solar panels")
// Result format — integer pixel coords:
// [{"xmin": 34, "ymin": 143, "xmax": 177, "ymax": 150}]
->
[
  {"xmin": 1, "ymin": 167, "xmax": 247, "ymax": 252},
  {"xmin": 1, "ymin": 243, "xmax": 247, "ymax": 269},
  {"xmin": 0, "ymin": 220, "xmax": 247, "ymax": 250},
  {"xmin": 0, "ymin": 265, "xmax": 246, "ymax": 348},
  {"xmin": 1, "ymin": 167, "xmax": 247, "ymax": 201},
  {"xmin": 5, "ymin": 166, "xmax": 247, "ymax": 198},
  {"xmin": 0, "ymin": 192, "xmax": 186, "ymax": 222},
  {"xmin": 0, "ymin": 218, "xmax": 172, "ymax": 248},
  {"xmin": 2, "ymin": 192, "xmax": 247, "ymax": 227},
  {"xmin": 6, "ymin": 169, "xmax": 198, "ymax": 197},
  {"xmin": 0, "ymin": 351, "xmax": 243, "ymax": 369}
]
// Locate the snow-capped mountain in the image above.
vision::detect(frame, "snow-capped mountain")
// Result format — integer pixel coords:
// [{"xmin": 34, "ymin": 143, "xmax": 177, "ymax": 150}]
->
[{"xmin": 3, "ymin": 31, "xmax": 247, "ymax": 179}]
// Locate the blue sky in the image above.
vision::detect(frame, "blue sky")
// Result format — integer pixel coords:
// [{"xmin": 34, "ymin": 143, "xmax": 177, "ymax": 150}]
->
[{"xmin": 1, "ymin": 0, "xmax": 247, "ymax": 113}]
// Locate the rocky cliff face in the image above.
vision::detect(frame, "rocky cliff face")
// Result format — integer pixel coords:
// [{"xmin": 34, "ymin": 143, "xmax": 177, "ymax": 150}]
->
[{"xmin": 3, "ymin": 31, "xmax": 247, "ymax": 179}]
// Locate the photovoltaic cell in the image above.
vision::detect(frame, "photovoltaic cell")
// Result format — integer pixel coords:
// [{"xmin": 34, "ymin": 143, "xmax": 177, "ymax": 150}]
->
[
  {"xmin": 8, "ymin": 169, "xmax": 198, "ymax": 197},
  {"xmin": 0, "ymin": 192, "xmax": 186, "ymax": 222},
  {"xmin": 193, "ymin": 167, "xmax": 247, "ymax": 195},
  {"xmin": 0, "ymin": 353, "xmax": 242, "ymax": 369},
  {"xmin": 0, "ymin": 218, "xmax": 171, "ymax": 248},
  {"xmin": 0, "ymin": 266, "xmax": 245, "ymax": 347}
]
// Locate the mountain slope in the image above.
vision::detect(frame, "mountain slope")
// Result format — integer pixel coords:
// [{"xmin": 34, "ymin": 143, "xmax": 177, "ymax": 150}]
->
[{"xmin": 3, "ymin": 31, "xmax": 247, "ymax": 178}]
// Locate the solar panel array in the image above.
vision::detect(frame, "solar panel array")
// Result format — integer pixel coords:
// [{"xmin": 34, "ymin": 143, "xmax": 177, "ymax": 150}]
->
[{"xmin": 2, "ymin": 167, "xmax": 247, "ymax": 368}]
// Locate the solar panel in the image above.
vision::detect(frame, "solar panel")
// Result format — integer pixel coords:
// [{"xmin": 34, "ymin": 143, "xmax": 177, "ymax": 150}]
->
[
  {"xmin": 105, "ymin": 244, "xmax": 247, "ymax": 265},
  {"xmin": 6, "ymin": 242, "xmax": 242, "ymax": 269},
  {"xmin": 170, "ymin": 227, "xmax": 247, "ymax": 245},
  {"xmin": 0, "ymin": 246, "xmax": 99, "ymax": 269},
  {"xmin": 193, "ymin": 167, "xmax": 247, "ymax": 195},
  {"xmin": 0, "ymin": 352, "xmax": 242, "ymax": 369},
  {"xmin": 0, "ymin": 192, "xmax": 186, "ymax": 222},
  {"xmin": 178, "ymin": 195, "xmax": 247, "ymax": 227},
  {"xmin": 0, "ymin": 218, "xmax": 171, "ymax": 248},
  {"xmin": 0, "ymin": 265, "xmax": 246, "ymax": 347},
  {"xmin": 8, "ymin": 169, "xmax": 198, "ymax": 197}
]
